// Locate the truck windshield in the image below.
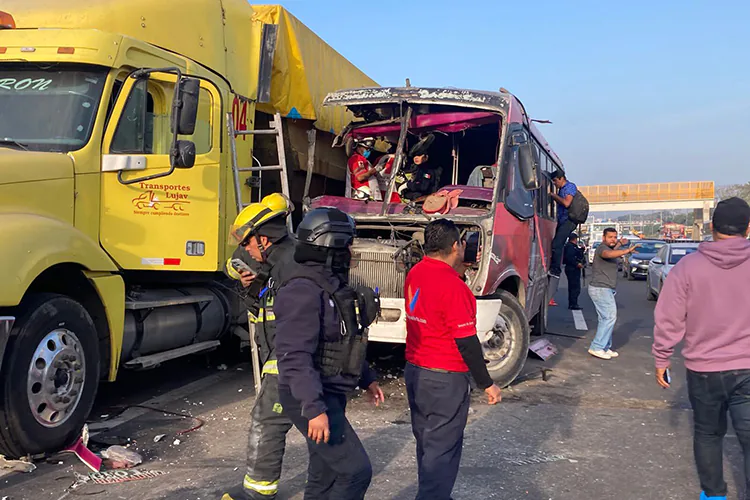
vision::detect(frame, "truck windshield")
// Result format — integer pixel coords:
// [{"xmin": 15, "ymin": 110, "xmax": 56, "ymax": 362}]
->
[{"xmin": 0, "ymin": 64, "xmax": 107, "ymax": 153}]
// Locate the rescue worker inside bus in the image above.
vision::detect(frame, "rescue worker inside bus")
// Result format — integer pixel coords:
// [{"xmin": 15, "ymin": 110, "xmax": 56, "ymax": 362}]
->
[
  {"xmin": 346, "ymin": 137, "xmax": 386, "ymax": 201},
  {"xmin": 394, "ymin": 134, "xmax": 443, "ymax": 201}
]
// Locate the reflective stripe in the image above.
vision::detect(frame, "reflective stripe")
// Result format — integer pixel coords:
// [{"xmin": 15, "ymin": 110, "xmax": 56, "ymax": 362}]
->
[
  {"xmin": 264, "ymin": 312, "xmax": 276, "ymax": 321},
  {"xmin": 262, "ymin": 360, "xmax": 278, "ymax": 375},
  {"xmin": 243, "ymin": 475, "xmax": 279, "ymax": 494}
]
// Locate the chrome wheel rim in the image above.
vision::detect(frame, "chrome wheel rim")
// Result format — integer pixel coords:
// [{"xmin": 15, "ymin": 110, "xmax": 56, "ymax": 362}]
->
[
  {"xmin": 483, "ymin": 312, "xmax": 514, "ymax": 369},
  {"xmin": 27, "ymin": 329, "xmax": 86, "ymax": 428}
]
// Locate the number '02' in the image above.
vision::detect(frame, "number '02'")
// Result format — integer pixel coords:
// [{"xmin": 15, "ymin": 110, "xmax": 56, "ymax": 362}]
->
[{"xmin": 0, "ymin": 78, "xmax": 53, "ymax": 91}]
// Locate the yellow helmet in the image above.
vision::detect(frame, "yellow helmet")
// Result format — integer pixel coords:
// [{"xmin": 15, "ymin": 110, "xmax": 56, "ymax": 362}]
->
[{"xmin": 229, "ymin": 193, "xmax": 293, "ymax": 245}]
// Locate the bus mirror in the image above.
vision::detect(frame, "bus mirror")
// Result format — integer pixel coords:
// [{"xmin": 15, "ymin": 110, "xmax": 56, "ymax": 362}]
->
[
  {"xmin": 171, "ymin": 140, "xmax": 196, "ymax": 168},
  {"xmin": 174, "ymin": 77, "xmax": 200, "ymax": 136},
  {"xmin": 518, "ymin": 143, "xmax": 540, "ymax": 190}
]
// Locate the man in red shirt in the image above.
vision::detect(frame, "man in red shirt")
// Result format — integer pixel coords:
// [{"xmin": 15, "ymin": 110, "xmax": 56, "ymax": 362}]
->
[
  {"xmin": 404, "ymin": 219, "xmax": 502, "ymax": 500},
  {"xmin": 347, "ymin": 137, "xmax": 380, "ymax": 200}
]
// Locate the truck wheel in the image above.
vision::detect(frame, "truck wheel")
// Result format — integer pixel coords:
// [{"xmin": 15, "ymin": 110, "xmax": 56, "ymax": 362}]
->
[
  {"xmin": 481, "ymin": 291, "xmax": 530, "ymax": 387},
  {"xmin": 0, "ymin": 294, "xmax": 100, "ymax": 458}
]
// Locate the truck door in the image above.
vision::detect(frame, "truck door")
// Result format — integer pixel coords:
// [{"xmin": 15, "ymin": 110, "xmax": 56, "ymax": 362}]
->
[{"xmin": 99, "ymin": 73, "xmax": 222, "ymax": 271}]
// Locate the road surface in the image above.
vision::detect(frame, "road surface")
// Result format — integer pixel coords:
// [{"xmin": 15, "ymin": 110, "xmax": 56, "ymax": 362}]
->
[{"xmin": 1, "ymin": 276, "xmax": 745, "ymax": 500}]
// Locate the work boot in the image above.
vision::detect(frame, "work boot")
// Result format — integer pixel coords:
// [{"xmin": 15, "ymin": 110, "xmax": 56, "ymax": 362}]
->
[{"xmin": 699, "ymin": 492, "xmax": 727, "ymax": 500}]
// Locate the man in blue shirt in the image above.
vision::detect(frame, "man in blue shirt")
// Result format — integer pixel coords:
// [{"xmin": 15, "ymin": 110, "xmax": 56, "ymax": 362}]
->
[{"xmin": 547, "ymin": 170, "xmax": 578, "ymax": 305}]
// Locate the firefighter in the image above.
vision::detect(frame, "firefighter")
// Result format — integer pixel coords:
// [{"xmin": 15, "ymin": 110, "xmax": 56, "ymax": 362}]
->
[
  {"xmin": 274, "ymin": 207, "xmax": 385, "ymax": 499},
  {"xmin": 222, "ymin": 193, "xmax": 296, "ymax": 500}
]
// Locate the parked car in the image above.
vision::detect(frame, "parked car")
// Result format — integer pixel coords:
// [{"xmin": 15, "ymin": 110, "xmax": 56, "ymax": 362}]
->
[
  {"xmin": 622, "ymin": 240, "xmax": 667, "ymax": 280},
  {"xmin": 646, "ymin": 242, "xmax": 700, "ymax": 300}
]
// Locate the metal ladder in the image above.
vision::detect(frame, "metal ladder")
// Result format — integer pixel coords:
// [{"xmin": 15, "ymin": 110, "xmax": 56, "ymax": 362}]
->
[
  {"xmin": 227, "ymin": 111, "xmax": 291, "ymax": 229},
  {"xmin": 226, "ymin": 111, "xmax": 294, "ymax": 394}
]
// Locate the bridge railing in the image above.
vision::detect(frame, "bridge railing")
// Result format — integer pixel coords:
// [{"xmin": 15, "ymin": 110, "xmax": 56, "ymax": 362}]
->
[{"xmin": 578, "ymin": 181, "xmax": 714, "ymax": 204}]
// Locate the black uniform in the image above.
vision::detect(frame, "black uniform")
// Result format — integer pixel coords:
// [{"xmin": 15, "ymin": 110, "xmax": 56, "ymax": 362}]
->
[
  {"xmin": 563, "ymin": 241, "xmax": 584, "ymax": 309},
  {"xmin": 395, "ymin": 163, "xmax": 443, "ymax": 201},
  {"xmin": 231, "ymin": 239, "xmax": 296, "ymax": 500},
  {"xmin": 275, "ymin": 263, "xmax": 376, "ymax": 500}
]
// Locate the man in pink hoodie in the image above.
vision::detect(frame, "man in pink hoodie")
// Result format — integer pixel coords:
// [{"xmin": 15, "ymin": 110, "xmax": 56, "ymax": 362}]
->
[{"xmin": 653, "ymin": 197, "xmax": 750, "ymax": 500}]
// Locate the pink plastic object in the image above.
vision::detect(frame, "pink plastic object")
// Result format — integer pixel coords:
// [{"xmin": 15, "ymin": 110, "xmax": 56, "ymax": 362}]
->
[{"xmin": 62, "ymin": 437, "xmax": 102, "ymax": 472}]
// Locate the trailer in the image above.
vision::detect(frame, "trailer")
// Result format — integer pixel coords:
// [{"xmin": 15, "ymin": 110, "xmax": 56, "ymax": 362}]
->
[{"xmin": 0, "ymin": 1, "xmax": 376, "ymax": 457}]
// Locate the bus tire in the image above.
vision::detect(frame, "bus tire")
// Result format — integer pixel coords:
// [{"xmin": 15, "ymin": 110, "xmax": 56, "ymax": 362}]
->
[
  {"xmin": 0, "ymin": 294, "xmax": 100, "ymax": 458},
  {"xmin": 481, "ymin": 290, "xmax": 530, "ymax": 388}
]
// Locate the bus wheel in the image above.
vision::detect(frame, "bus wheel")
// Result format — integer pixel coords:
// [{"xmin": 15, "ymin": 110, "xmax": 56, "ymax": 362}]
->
[
  {"xmin": 0, "ymin": 294, "xmax": 100, "ymax": 458},
  {"xmin": 482, "ymin": 290, "xmax": 530, "ymax": 388}
]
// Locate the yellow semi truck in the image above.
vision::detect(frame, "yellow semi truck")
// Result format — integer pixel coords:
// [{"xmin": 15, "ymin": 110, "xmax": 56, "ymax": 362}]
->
[{"xmin": 0, "ymin": 1, "xmax": 375, "ymax": 457}]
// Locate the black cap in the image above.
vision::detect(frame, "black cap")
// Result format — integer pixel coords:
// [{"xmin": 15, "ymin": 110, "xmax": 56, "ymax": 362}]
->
[
  {"xmin": 713, "ymin": 197, "xmax": 750, "ymax": 236},
  {"xmin": 568, "ymin": 232, "xmax": 578, "ymax": 240},
  {"xmin": 549, "ymin": 169, "xmax": 565, "ymax": 180}
]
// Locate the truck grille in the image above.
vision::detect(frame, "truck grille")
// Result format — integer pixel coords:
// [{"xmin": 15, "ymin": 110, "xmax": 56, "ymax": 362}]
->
[{"xmin": 349, "ymin": 251, "xmax": 405, "ymax": 298}]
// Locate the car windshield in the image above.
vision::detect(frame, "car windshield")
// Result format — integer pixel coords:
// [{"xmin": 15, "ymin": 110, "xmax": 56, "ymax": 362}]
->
[
  {"xmin": 635, "ymin": 242, "xmax": 665, "ymax": 253},
  {"xmin": 669, "ymin": 247, "xmax": 698, "ymax": 264},
  {"xmin": 0, "ymin": 64, "xmax": 108, "ymax": 153}
]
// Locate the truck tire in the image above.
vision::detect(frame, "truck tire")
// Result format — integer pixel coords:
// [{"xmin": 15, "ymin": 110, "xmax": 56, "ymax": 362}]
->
[
  {"xmin": 531, "ymin": 287, "xmax": 548, "ymax": 337},
  {"xmin": 481, "ymin": 290, "xmax": 530, "ymax": 388},
  {"xmin": 0, "ymin": 294, "xmax": 100, "ymax": 458}
]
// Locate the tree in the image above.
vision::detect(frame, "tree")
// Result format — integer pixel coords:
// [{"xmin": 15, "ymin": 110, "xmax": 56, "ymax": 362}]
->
[{"xmin": 717, "ymin": 182, "xmax": 750, "ymax": 204}]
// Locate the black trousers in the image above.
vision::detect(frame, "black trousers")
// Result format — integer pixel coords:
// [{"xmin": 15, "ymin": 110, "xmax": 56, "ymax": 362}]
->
[
  {"xmin": 565, "ymin": 266, "xmax": 581, "ymax": 308},
  {"xmin": 405, "ymin": 363, "xmax": 470, "ymax": 500},
  {"xmin": 550, "ymin": 220, "xmax": 576, "ymax": 276},
  {"xmin": 687, "ymin": 368, "xmax": 750, "ymax": 499},
  {"xmin": 278, "ymin": 386, "xmax": 372, "ymax": 500},
  {"xmin": 244, "ymin": 374, "xmax": 293, "ymax": 499}
]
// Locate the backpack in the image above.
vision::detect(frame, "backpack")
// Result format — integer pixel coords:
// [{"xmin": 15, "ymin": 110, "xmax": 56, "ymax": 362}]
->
[{"xmin": 568, "ymin": 191, "xmax": 589, "ymax": 224}]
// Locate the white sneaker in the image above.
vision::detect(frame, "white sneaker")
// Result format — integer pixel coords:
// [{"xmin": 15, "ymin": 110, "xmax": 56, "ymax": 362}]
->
[
  {"xmin": 606, "ymin": 350, "xmax": 619, "ymax": 358},
  {"xmin": 588, "ymin": 349, "xmax": 612, "ymax": 360}
]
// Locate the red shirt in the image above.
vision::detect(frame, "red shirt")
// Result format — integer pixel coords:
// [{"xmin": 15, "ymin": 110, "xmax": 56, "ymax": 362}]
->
[
  {"xmin": 404, "ymin": 256, "xmax": 477, "ymax": 372},
  {"xmin": 348, "ymin": 153, "xmax": 372, "ymax": 193}
]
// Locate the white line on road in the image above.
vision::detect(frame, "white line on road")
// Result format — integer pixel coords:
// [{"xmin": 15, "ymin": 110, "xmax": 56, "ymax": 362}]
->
[{"xmin": 572, "ymin": 309, "xmax": 588, "ymax": 331}]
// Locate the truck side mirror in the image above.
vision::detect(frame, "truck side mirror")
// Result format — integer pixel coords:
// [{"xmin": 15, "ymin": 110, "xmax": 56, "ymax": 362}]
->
[
  {"xmin": 518, "ymin": 142, "xmax": 540, "ymax": 190},
  {"xmin": 175, "ymin": 77, "xmax": 200, "ymax": 136},
  {"xmin": 171, "ymin": 140, "xmax": 196, "ymax": 168}
]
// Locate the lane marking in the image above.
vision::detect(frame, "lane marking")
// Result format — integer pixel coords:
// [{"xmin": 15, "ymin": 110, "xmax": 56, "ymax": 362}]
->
[{"xmin": 572, "ymin": 309, "xmax": 588, "ymax": 331}]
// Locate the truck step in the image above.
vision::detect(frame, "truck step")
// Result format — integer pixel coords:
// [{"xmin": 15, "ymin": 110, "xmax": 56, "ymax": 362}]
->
[
  {"xmin": 124, "ymin": 340, "xmax": 221, "ymax": 369},
  {"xmin": 125, "ymin": 294, "xmax": 215, "ymax": 310}
]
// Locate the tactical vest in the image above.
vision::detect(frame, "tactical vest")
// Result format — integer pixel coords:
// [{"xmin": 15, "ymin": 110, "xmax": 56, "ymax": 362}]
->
[{"xmin": 280, "ymin": 268, "xmax": 380, "ymax": 378}]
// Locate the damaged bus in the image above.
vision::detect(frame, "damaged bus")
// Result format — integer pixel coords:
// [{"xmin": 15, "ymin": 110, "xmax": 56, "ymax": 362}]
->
[{"xmin": 304, "ymin": 87, "xmax": 563, "ymax": 385}]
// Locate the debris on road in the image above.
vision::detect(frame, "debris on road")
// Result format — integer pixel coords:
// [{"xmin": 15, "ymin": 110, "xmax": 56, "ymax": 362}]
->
[
  {"xmin": 0, "ymin": 454, "xmax": 36, "ymax": 473},
  {"xmin": 153, "ymin": 434, "xmax": 167, "ymax": 443},
  {"xmin": 78, "ymin": 469, "xmax": 169, "ymax": 485},
  {"xmin": 173, "ymin": 439, "xmax": 181, "ymax": 446},
  {"xmin": 217, "ymin": 364, "xmax": 228, "ymax": 371},
  {"xmin": 60, "ymin": 436, "xmax": 102, "ymax": 472},
  {"xmin": 529, "ymin": 338, "xmax": 559, "ymax": 360},
  {"xmin": 100, "ymin": 446, "xmax": 143, "ymax": 469}
]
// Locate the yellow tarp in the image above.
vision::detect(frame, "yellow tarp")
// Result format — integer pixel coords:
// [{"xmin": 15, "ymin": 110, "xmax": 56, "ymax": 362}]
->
[{"xmin": 251, "ymin": 5, "xmax": 378, "ymax": 135}]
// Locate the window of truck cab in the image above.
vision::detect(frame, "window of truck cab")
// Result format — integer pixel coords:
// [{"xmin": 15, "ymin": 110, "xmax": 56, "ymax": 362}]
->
[
  {"xmin": 0, "ymin": 64, "xmax": 108, "ymax": 152},
  {"xmin": 110, "ymin": 76, "xmax": 213, "ymax": 155}
]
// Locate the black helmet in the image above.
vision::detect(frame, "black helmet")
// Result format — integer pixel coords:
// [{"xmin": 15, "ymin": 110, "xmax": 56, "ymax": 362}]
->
[{"xmin": 296, "ymin": 208, "xmax": 355, "ymax": 249}]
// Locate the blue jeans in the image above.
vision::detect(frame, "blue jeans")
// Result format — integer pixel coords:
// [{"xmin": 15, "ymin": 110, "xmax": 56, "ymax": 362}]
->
[
  {"xmin": 688, "ymin": 369, "xmax": 750, "ymax": 499},
  {"xmin": 588, "ymin": 285, "xmax": 617, "ymax": 351}
]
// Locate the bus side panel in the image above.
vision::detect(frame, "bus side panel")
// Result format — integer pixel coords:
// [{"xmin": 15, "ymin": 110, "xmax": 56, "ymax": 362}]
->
[{"xmin": 484, "ymin": 203, "xmax": 531, "ymax": 295}]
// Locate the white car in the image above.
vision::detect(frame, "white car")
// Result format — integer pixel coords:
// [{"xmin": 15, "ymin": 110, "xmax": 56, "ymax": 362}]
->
[{"xmin": 646, "ymin": 242, "xmax": 700, "ymax": 300}]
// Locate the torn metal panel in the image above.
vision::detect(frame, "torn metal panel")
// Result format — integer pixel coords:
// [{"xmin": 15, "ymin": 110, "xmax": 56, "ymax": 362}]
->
[{"xmin": 323, "ymin": 87, "xmax": 511, "ymax": 114}]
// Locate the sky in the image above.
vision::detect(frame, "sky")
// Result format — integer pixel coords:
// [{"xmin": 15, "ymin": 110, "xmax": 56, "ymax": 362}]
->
[{"xmin": 261, "ymin": 0, "xmax": 750, "ymax": 186}]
